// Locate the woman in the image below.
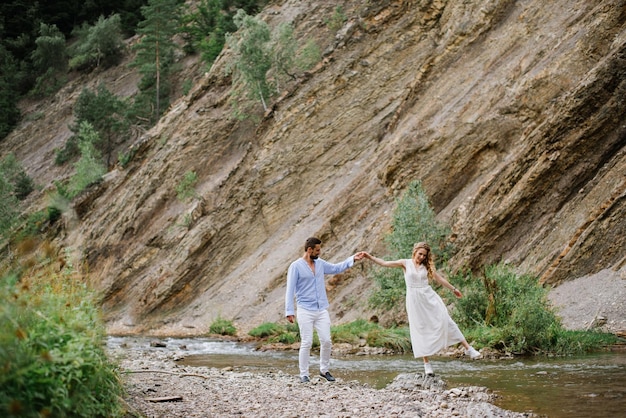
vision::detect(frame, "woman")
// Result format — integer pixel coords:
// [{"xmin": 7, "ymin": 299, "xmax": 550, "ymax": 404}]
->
[{"xmin": 363, "ymin": 242, "xmax": 480, "ymax": 376}]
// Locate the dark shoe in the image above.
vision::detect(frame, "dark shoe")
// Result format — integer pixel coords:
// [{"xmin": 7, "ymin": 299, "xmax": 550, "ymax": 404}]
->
[
  {"xmin": 319, "ymin": 371, "xmax": 335, "ymax": 382},
  {"xmin": 300, "ymin": 376, "xmax": 310, "ymax": 383}
]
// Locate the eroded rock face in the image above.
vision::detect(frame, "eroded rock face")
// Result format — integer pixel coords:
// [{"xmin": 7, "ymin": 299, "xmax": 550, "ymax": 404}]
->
[{"xmin": 2, "ymin": 0, "xmax": 625, "ymax": 335}]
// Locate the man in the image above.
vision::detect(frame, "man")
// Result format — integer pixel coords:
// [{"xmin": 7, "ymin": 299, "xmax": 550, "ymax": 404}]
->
[{"xmin": 285, "ymin": 237, "xmax": 364, "ymax": 383}]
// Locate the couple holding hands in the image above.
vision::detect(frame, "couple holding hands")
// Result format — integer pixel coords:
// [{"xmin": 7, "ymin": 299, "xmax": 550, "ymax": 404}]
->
[{"xmin": 285, "ymin": 237, "xmax": 480, "ymax": 383}]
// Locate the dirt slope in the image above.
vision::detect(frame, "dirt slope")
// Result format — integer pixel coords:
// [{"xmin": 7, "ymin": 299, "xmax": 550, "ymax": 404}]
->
[{"xmin": 1, "ymin": 0, "xmax": 625, "ymax": 336}]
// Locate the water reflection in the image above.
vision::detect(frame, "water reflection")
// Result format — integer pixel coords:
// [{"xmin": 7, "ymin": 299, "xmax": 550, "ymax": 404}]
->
[{"xmin": 108, "ymin": 337, "xmax": 625, "ymax": 417}]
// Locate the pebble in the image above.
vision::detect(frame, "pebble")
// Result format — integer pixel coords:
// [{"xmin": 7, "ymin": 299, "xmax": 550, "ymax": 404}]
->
[{"xmin": 108, "ymin": 348, "xmax": 537, "ymax": 417}]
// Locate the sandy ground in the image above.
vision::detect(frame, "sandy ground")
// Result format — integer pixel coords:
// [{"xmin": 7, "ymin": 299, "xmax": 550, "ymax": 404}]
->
[{"xmin": 547, "ymin": 268, "xmax": 626, "ymax": 335}]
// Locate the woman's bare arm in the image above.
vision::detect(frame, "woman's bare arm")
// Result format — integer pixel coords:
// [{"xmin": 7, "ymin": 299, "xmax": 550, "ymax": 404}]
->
[
  {"xmin": 433, "ymin": 270, "xmax": 462, "ymax": 297},
  {"xmin": 363, "ymin": 252, "xmax": 405, "ymax": 269}
]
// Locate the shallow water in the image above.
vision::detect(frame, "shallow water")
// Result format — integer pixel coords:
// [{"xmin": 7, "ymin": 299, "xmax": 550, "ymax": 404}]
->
[{"xmin": 108, "ymin": 336, "xmax": 626, "ymax": 417}]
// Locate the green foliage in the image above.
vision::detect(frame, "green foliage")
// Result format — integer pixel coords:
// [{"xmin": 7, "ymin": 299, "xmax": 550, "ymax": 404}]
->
[
  {"xmin": 176, "ymin": 170, "xmax": 198, "ymax": 202},
  {"xmin": 386, "ymin": 180, "xmax": 454, "ymax": 261},
  {"xmin": 69, "ymin": 14, "xmax": 126, "ymax": 71},
  {"xmin": 181, "ymin": 0, "xmax": 232, "ymax": 61},
  {"xmin": 228, "ymin": 10, "xmax": 273, "ymax": 111},
  {"xmin": 325, "ymin": 6, "xmax": 347, "ymax": 31},
  {"xmin": 369, "ymin": 180, "xmax": 455, "ymax": 310},
  {"xmin": 367, "ymin": 267, "xmax": 406, "ymax": 311},
  {"xmin": 365, "ymin": 327, "xmax": 412, "ymax": 352},
  {"xmin": 249, "ymin": 319, "xmax": 413, "ymax": 352},
  {"xmin": 271, "ymin": 22, "xmax": 297, "ymax": 88},
  {"xmin": 30, "ymin": 23, "xmax": 67, "ymax": 97},
  {"xmin": 180, "ymin": 0, "xmax": 267, "ymax": 65},
  {"xmin": 0, "ymin": 261, "xmax": 125, "ymax": 417},
  {"xmin": 248, "ymin": 321, "xmax": 299, "ymax": 344},
  {"xmin": 331, "ymin": 318, "xmax": 377, "ymax": 344},
  {"xmin": 330, "ymin": 319, "xmax": 412, "ymax": 352},
  {"xmin": 57, "ymin": 83, "xmax": 129, "ymax": 165},
  {"xmin": 71, "ymin": 83, "xmax": 129, "ymax": 166},
  {"xmin": 296, "ymin": 39, "xmax": 322, "ymax": 72},
  {"xmin": 452, "ymin": 263, "xmax": 619, "ymax": 355},
  {"xmin": 0, "ymin": 153, "xmax": 34, "ymax": 200},
  {"xmin": 0, "ymin": 154, "xmax": 34, "ymax": 240},
  {"xmin": 209, "ymin": 316, "xmax": 237, "ymax": 336},
  {"xmin": 117, "ymin": 149, "xmax": 136, "ymax": 168},
  {"xmin": 182, "ymin": 79, "xmax": 193, "ymax": 95},
  {"xmin": 66, "ymin": 122, "xmax": 107, "ymax": 198},
  {"xmin": 0, "ymin": 175, "xmax": 19, "ymax": 239},
  {"xmin": 227, "ymin": 10, "xmax": 321, "ymax": 115},
  {"xmin": 16, "ymin": 208, "xmax": 62, "ymax": 241},
  {"xmin": 0, "ymin": 45, "xmax": 20, "ymax": 140},
  {"xmin": 55, "ymin": 137, "xmax": 80, "ymax": 166},
  {"xmin": 130, "ymin": 0, "xmax": 181, "ymax": 125},
  {"xmin": 0, "ymin": 1, "xmax": 147, "ymax": 99}
]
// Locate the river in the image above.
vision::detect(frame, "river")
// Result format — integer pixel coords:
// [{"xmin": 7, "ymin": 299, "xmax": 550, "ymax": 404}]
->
[{"xmin": 108, "ymin": 336, "xmax": 625, "ymax": 417}]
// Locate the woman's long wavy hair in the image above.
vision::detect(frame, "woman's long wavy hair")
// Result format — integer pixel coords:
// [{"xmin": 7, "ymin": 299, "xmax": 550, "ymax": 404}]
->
[{"xmin": 412, "ymin": 242, "xmax": 435, "ymax": 280}]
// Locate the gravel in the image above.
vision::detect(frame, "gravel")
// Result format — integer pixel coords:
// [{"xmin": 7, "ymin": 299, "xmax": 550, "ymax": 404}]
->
[
  {"xmin": 547, "ymin": 268, "xmax": 626, "ymax": 334},
  {"xmin": 110, "ymin": 267, "xmax": 624, "ymax": 417},
  {"xmin": 109, "ymin": 347, "xmax": 534, "ymax": 418}
]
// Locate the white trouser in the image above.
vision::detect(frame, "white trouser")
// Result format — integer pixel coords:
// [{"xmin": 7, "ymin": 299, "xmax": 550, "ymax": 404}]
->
[{"xmin": 296, "ymin": 307, "xmax": 332, "ymax": 377}]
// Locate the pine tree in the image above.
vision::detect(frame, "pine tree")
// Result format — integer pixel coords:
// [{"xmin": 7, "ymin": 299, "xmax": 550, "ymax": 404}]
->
[
  {"xmin": 30, "ymin": 23, "xmax": 67, "ymax": 96},
  {"xmin": 72, "ymin": 83, "xmax": 129, "ymax": 167},
  {"xmin": 130, "ymin": 0, "xmax": 181, "ymax": 125}
]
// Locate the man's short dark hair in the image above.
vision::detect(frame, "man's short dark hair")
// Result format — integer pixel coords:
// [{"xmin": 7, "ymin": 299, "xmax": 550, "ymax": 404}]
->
[{"xmin": 305, "ymin": 237, "xmax": 322, "ymax": 251}]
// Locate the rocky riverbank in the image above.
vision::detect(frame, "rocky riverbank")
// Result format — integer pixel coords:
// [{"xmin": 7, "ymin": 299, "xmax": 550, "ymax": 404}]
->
[
  {"xmin": 108, "ymin": 266, "xmax": 624, "ymax": 417},
  {"xmin": 109, "ymin": 345, "xmax": 534, "ymax": 418}
]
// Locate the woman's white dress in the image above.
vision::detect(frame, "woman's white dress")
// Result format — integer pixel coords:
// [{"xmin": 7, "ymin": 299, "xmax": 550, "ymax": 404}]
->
[{"xmin": 403, "ymin": 259, "xmax": 465, "ymax": 357}]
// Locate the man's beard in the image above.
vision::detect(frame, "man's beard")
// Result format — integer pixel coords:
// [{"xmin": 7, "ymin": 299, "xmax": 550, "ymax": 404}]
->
[{"xmin": 311, "ymin": 255, "xmax": 319, "ymax": 259}]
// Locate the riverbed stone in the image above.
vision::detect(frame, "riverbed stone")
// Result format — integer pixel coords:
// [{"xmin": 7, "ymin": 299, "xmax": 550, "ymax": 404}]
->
[{"xmin": 109, "ymin": 344, "xmax": 535, "ymax": 417}]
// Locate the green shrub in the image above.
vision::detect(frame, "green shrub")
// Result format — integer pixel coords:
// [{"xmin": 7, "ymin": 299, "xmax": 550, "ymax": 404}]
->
[
  {"xmin": 30, "ymin": 23, "xmax": 67, "ymax": 97},
  {"xmin": 331, "ymin": 318, "xmax": 377, "ymax": 344},
  {"xmin": 296, "ymin": 39, "xmax": 321, "ymax": 72},
  {"xmin": 366, "ymin": 327, "xmax": 412, "ymax": 353},
  {"xmin": 248, "ymin": 321, "xmax": 299, "ymax": 344},
  {"xmin": 117, "ymin": 149, "xmax": 135, "ymax": 168},
  {"xmin": 15, "ymin": 207, "xmax": 62, "ymax": 241},
  {"xmin": 71, "ymin": 83, "xmax": 130, "ymax": 167},
  {"xmin": 248, "ymin": 322, "xmax": 282, "ymax": 338},
  {"xmin": 0, "ymin": 45, "xmax": 20, "ymax": 140},
  {"xmin": 209, "ymin": 317, "xmax": 236, "ymax": 336},
  {"xmin": 69, "ymin": 14, "xmax": 125, "ymax": 71},
  {"xmin": 369, "ymin": 180, "xmax": 455, "ymax": 311},
  {"xmin": 0, "ymin": 262, "xmax": 125, "ymax": 417},
  {"xmin": 66, "ymin": 122, "xmax": 106, "ymax": 198},
  {"xmin": 0, "ymin": 154, "xmax": 34, "ymax": 200},
  {"xmin": 331, "ymin": 319, "xmax": 412, "ymax": 352},
  {"xmin": 274, "ymin": 332, "xmax": 298, "ymax": 344},
  {"xmin": 0, "ymin": 174, "xmax": 19, "ymax": 239},
  {"xmin": 176, "ymin": 170, "xmax": 198, "ymax": 202},
  {"xmin": 250, "ymin": 319, "xmax": 413, "ymax": 353},
  {"xmin": 325, "ymin": 6, "xmax": 347, "ymax": 31},
  {"xmin": 17, "ymin": 210, "xmax": 47, "ymax": 239},
  {"xmin": 452, "ymin": 263, "xmax": 619, "ymax": 355},
  {"xmin": 55, "ymin": 137, "xmax": 80, "ymax": 165}
]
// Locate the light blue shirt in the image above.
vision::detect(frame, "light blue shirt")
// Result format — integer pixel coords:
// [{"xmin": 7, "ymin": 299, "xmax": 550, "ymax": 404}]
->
[{"xmin": 285, "ymin": 256, "xmax": 355, "ymax": 316}]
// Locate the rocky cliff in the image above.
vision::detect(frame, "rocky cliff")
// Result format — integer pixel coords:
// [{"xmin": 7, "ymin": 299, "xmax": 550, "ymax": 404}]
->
[{"xmin": 2, "ymin": 0, "xmax": 625, "ymax": 336}]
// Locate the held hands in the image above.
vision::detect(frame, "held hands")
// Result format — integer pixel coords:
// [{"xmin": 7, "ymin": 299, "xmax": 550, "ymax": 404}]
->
[
  {"xmin": 354, "ymin": 251, "xmax": 372, "ymax": 261},
  {"xmin": 354, "ymin": 251, "xmax": 367, "ymax": 261}
]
